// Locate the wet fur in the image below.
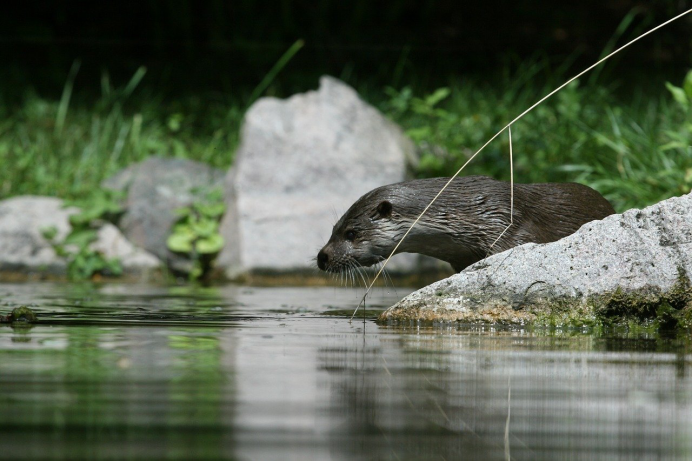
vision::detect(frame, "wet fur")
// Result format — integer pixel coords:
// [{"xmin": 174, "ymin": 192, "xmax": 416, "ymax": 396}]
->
[{"xmin": 318, "ymin": 176, "xmax": 615, "ymax": 273}]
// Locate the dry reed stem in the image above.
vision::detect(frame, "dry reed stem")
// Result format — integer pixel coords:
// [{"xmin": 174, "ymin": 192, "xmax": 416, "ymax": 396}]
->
[
  {"xmin": 350, "ymin": 9, "xmax": 693, "ymax": 322},
  {"xmin": 489, "ymin": 127, "xmax": 514, "ymax": 251}
]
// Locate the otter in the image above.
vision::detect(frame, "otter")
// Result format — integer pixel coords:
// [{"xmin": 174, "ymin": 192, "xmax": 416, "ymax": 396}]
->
[{"xmin": 317, "ymin": 176, "xmax": 614, "ymax": 273}]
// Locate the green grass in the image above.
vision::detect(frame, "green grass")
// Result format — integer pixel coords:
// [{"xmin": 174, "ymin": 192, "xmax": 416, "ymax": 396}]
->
[
  {"xmin": 0, "ymin": 64, "xmax": 690, "ymax": 213},
  {"xmin": 381, "ymin": 66, "xmax": 692, "ymax": 212},
  {"xmin": 0, "ymin": 67, "xmax": 243, "ymax": 199}
]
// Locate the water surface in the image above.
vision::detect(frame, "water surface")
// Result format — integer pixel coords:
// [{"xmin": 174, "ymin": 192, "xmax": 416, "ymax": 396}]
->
[{"xmin": 0, "ymin": 283, "xmax": 690, "ymax": 460}]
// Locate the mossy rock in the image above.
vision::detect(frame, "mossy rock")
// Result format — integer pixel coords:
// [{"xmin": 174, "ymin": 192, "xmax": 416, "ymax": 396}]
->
[{"xmin": 8, "ymin": 306, "xmax": 38, "ymax": 323}]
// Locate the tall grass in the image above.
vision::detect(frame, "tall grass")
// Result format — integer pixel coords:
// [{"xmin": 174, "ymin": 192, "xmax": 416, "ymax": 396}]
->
[
  {"xmin": 0, "ymin": 68, "xmax": 243, "ymax": 199},
  {"xmin": 382, "ymin": 66, "xmax": 692, "ymax": 212},
  {"xmin": 0, "ymin": 62, "xmax": 689, "ymax": 214}
]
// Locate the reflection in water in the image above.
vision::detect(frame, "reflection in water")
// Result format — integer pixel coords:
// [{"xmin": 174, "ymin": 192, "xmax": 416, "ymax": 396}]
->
[
  {"xmin": 0, "ymin": 283, "xmax": 690, "ymax": 460},
  {"xmin": 1, "ymin": 323, "xmax": 237, "ymax": 459},
  {"xmin": 318, "ymin": 328, "xmax": 691, "ymax": 460}
]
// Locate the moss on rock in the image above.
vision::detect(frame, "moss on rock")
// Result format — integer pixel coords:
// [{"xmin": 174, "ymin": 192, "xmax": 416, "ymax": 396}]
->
[
  {"xmin": 379, "ymin": 272, "xmax": 692, "ymax": 334},
  {"xmin": 3, "ymin": 306, "xmax": 38, "ymax": 324}
]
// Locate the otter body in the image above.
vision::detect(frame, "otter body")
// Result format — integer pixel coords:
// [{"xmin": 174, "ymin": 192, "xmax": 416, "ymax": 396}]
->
[{"xmin": 317, "ymin": 176, "xmax": 614, "ymax": 273}]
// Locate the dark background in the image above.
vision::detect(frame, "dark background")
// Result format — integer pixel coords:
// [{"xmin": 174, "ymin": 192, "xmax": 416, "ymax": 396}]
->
[{"xmin": 1, "ymin": 0, "xmax": 691, "ymax": 99}]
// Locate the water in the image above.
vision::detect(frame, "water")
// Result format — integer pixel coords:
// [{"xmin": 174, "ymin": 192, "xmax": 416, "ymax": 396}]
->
[{"xmin": 0, "ymin": 282, "xmax": 690, "ymax": 460}]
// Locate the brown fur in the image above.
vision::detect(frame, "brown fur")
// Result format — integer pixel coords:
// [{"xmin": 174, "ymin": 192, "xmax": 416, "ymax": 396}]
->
[{"xmin": 317, "ymin": 176, "xmax": 615, "ymax": 273}]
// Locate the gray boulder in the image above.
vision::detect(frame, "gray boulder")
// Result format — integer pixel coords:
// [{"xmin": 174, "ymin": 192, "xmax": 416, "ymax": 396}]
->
[
  {"xmin": 218, "ymin": 76, "xmax": 440, "ymax": 277},
  {"xmin": 92, "ymin": 224, "xmax": 162, "ymax": 273},
  {"xmin": 103, "ymin": 157, "xmax": 225, "ymax": 273},
  {"xmin": 0, "ymin": 196, "xmax": 160, "ymax": 277},
  {"xmin": 0, "ymin": 196, "xmax": 72, "ymax": 274},
  {"xmin": 380, "ymin": 194, "xmax": 692, "ymax": 326}
]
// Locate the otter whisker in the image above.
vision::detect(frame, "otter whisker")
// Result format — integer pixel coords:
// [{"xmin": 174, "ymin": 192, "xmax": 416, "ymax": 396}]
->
[
  {"xmin": 357, "ymin": 265, "xmax": 370, "ymax": 290},
  {"xmin": 346, "ymin": 260, "xmax": 356, "ymax": 288},
  {"xmin": 374, "ymin": 258, "xmax": 396, "ymax": 293},
  {"xmin": 342, "ymin": 261, "xmax": 352, "ymax": 287},
  {"xmin": 346, "ymin": 264, "xmax": 354, "ymax": 288},
  {"xmin": 345, "ymin": 259, "xmax": 357, "ymax": 288},
  {"xmin": 349, "ymin": 258, "xmax": 369, "ymax": 289},
  {"xmin": 381, "ymin": 265, "xmax": 395, "ymax": 294}
]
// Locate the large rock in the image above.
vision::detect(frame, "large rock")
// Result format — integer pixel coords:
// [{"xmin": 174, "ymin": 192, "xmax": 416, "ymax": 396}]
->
[
  {"xmin": 379, "ymin": 194, "xmax": 692, "ymax": 326},
  {"xmin": 92, "ymin": 224, "xmax": 162, "ymax": 272},
  {"xmin": 0, "ymin": 196, "xmax": 160, "ymax": 277},
  {"xmin": 0, "ymin": 196, "xmax": 72, "ymax": 274},
  {"xmin": 103, "ymin": 157, "xmax": 225, "ymax": 273},
  {"xmin": 218, "ymin": 76, "xmax": 438, "ymax": 277}
]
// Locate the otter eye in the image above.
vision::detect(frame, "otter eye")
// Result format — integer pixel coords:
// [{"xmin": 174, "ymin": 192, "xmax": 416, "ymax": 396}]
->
[{"xmin": 345, "ymin": 230, "xmax": 356, "ymax": 241}]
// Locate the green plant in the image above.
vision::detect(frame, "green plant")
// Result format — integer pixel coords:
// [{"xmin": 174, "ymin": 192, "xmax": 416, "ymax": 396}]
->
[
  {"xmin": 383, "ymin": 65, "xmax": 692, "ymax": 213},
  {"xmin": 560, "ymin": 70, "xmax": 692, "ymax": 210},
  {"xmin": 166, "ymin": 187, "xmax": 226, "ymax": 280},
  {"xmin": 41, "ymin": 189, "xmax": 125, "ymax": 280},
  {"xmin": 0, "ymin": 67, "xmax": 243, "ymax": 200}
]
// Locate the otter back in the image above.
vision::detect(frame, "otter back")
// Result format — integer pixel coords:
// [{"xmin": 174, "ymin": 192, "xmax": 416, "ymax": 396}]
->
[{"xmin": 317, "ymin": 176, "xmax": 615, "ymax": 273}]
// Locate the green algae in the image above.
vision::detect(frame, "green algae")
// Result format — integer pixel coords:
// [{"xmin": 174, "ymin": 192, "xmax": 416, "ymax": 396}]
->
[
  {"xmin": 380, "ymin": 272, "xmax": 692, "ymax": 338},
  {"xmin": 592, "ymin": 270, "xmax": 691, "ymax": 331}
]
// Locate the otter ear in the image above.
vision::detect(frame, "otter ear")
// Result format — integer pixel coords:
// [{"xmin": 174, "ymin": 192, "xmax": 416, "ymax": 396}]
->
[{"xmin": 377, "ymin": 200, "xmax": 392, "ymax": 218}]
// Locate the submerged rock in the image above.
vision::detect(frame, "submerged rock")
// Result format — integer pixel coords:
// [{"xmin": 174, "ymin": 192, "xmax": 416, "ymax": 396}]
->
[
  {"xmin": 103, "ymin": 157, "xmax": 225, "ymax": 273},
  {"xmin": 218, "ymin": 76, "xmax": 442, "ymax": 278},
  {"xmin": 379, "ymin": 194, "xmax": 692, "ymax": 328},
  {"xmin": 7, "ymin": 306, "xmax": 37, "ymax": 323},
  {"xmin": 0, "ymin": 195, "xmax": 160, "ymax": 278}
]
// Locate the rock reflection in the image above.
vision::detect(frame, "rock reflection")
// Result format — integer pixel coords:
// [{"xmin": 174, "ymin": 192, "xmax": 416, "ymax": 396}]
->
[
  {"xmin": 318, "ymin": 333, "xmax": 500, "ymax": 460},
  {"xmin": 319, "ymin": 326, "xmax": 691, "ymax": 460}
]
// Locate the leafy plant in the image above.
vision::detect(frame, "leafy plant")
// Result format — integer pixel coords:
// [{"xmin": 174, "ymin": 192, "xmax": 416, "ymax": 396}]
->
[
  {"xmin": 665, "ymin": 70, "xmax": 692, "ymax": 107},
  {"xmin": 385, "ymin": 85, "xmax": 461, "ymax": 176},
  {"xmin": 661, "ymin": 70, "xmax": 693, "ymax": 166},
  {"xmin": 166, "ymin": 187, "xmax": 226, "ymax": 280},
  {"xmin": 560, "ymin": 70, "xmax": 692, "ymax": 210},
  {"xmin": 41, "ymin": 189, "xmax": 125, "ymax": 280}
]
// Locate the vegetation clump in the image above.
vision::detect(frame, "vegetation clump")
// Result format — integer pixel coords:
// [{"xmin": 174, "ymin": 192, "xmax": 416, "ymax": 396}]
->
[
  {"xmin": 0, "ymin": 66, "xmax": 241, "ymax": 200},
  {"xmin": 384, "ymin": 69, "xmax": 692, "ymax": 212},
  {"xmin": 41, "ymin": 188, "xmax": 125, "ymax": 280},
  {"xmin": 0, "ymin": 64, "xmax": 689, "ymax": 217},
  {"xmin": 591, "ymin": 269, "xmax": 692, "ymax": 332},
  {"xmin": 166, "ymin": 187, "xmax": 226, "ymax": 281}
]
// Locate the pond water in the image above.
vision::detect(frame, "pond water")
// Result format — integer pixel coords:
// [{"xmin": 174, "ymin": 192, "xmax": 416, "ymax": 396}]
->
[{"xmin": 0, "ymin": 282, "xmax": 690, "ymax": 460}]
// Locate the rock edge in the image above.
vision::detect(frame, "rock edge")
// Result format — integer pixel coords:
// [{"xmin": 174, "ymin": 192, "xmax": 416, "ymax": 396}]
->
[{"xmin": 379, "ymin": 194, "xmax": 692, "ymax": 328}]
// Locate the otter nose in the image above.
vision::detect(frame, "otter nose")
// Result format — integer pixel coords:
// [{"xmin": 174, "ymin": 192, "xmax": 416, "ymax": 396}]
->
[{"xmin": 317, "ymin": 250, "xmax": 329, "ymax": 270}]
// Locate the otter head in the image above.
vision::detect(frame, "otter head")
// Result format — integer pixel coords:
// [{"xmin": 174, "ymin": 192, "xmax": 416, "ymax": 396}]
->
[{"xmin": 317, "ymin": 187, "xmax": 403, "ymax": 274}]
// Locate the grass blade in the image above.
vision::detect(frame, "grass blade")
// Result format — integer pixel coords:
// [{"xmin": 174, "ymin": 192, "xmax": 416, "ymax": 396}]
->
[
  {"xmin": 247, "ymin": 39, "xmax": 304, "ymax": 106},
  {"xmin": 55, "ymin": 59, "xmax": 81, "ymax": 136}
]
